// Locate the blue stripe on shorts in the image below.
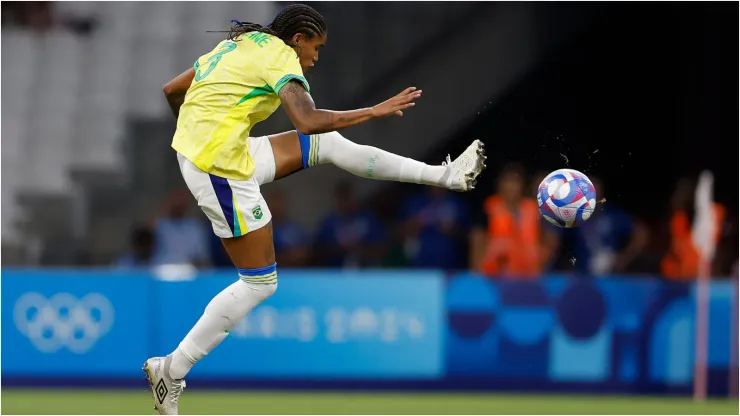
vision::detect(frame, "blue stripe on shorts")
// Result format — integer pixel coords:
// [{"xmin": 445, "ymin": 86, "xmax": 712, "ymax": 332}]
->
[{"xmin": 208, "ymin": 174, "xmax": 235, "ymax": 236}]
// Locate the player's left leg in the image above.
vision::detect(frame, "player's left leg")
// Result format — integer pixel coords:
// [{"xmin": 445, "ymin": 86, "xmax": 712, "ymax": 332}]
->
[
  {"xmin": 248, "ymin": 131, "xmax": 486, "ymax": 190},
  {"xmin": 144, "ymin": 154, "xmax": 277, "ymax": 415}
]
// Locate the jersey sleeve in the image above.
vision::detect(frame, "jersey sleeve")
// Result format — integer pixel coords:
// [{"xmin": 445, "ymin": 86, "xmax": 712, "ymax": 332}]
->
[{"xmin": 263, "ymin": 47, "xmax": 310, "ymax": 95}]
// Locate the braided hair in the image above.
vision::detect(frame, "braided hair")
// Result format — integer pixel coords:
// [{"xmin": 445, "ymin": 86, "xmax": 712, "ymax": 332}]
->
[{"xmin": 227, "ymin": 4, "xmax": 326, "ymax": 46}]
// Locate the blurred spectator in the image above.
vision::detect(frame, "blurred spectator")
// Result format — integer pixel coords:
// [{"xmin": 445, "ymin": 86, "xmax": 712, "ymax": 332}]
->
[
  {"xmin": 53, "ymin": 2, "xmax": 98, "ymax": 35},
  {"xmin": 375, "ymin": 188, "xmax": 410, "ymax": 268},
  {"xmin": 569, "ymin": 177, "xmax": 649, "ymax": 275},
  {"xmin": 529, "ymin": 170, "xmax": 550, "ymax": 198},
  {"xmin": 315, "ymin": 182, "xmax": 385, "ymax": 268},
  {"xmin": 470, "ymin": 163, "xmax": 559, "ymax": 279},
  {"xmin": 207, "ymin": 224, "xmax": 233, "ymax": 268},
  {"xmin": 660, "ymin": 177, "xmax": 726, "ymax": 280},
  {"xmin": 400, "ymin": 187, "xmax": 470, "ymax": 269},
  {"xmin": 115, "ymin": 226, "xmax": 156, "ymax": 268},
  {"xmin": 2, "ymin": 2, "xmax": 52, "ymax": 31},
  {"xmin": 267, "ymin": 188, "xmax": 310, "ymax": 267},
  {"xmin": 716, "ymin": 216, "xmax": 739, "ymax": 276},
  {"xmin": 2, "ymin": 2, "xmax": 97, "ymax": 35},
  {"xmin": 153, "ymin": 188, "xmax": 211, "ymax": 267}
]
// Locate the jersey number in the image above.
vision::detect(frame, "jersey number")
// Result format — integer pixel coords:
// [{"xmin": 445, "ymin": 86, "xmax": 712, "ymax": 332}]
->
[{"xmin": 194, "ymin": 42, "xmax": 237, "ymax": 81}]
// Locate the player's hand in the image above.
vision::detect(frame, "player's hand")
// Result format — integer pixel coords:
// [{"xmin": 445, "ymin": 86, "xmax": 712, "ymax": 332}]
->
[{"xmin": 371, "ymin": 87, "xmax": 422, "ymax": 118}]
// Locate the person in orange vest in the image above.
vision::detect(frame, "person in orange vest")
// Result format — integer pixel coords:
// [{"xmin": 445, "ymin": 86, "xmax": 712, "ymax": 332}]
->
[
  {"xmin": 470, "ymin": 164, "xmax": 560, "ymax": 279},
  {"xmin": 661, "ymin": 177, "xmax": 727, "ymax": 280}
]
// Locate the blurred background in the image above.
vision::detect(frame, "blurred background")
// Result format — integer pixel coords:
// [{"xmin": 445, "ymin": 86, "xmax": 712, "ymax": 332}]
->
[{"xmin": 1, "ymin": 1, "xmax": 738, "ymax": 414}]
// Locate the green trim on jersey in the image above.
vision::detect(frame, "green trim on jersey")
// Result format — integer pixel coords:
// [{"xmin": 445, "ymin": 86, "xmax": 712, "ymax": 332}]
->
[
  {"xmin": 274, "ymin": 74, "xmax": 310, "ymax": 95},
  {"xmin": 236, "ymin": 85, "xmax": 274, "ymax": 105}
]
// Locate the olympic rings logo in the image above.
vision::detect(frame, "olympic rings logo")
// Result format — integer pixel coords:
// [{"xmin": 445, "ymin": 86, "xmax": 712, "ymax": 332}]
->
[{"xmin": 13, "ymin": 292, "xmax": 115, "ymax": 354}]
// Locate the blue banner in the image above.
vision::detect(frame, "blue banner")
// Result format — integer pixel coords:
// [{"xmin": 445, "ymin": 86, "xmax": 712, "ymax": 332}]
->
[
  {"xmin": 1, "ymin": 270, "xmax": 152, "ymax": 377},
  {"xmin": 446, "ymin": 273, "xmax": 735, "ymax": 393},
  {"xmin": 2, "ymin": 269, "xmax": 445, "ymax": 379},
  {"xmin": 1, "ymin": 269, "xmax": 734, "ymax": 394}
]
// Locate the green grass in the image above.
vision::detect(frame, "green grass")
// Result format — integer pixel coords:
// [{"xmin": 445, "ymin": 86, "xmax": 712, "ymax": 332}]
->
[{"xmin": 1, "ymin": 390, "xmax": 737, "ymax": 415}]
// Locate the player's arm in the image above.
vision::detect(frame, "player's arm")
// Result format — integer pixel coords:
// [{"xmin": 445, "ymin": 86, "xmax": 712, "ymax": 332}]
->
[
  {"xmin": 163, "ymin": 68, "xmax": 195, "ymax": 118},
  {"xmin": 278, "ymin": 81, "xmax": 422, "ymax": 135}
]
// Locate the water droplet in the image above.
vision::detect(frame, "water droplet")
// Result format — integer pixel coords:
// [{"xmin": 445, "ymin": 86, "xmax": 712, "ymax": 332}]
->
[{"xmin": 560, "ymin": 153, "xmax": 570, "ymax": 166}]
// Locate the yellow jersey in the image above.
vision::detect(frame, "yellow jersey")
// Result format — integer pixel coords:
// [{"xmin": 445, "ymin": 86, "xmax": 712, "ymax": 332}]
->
[{"xmin": 172, "ymin": 32, "xmax": 310, "ymax": 180}]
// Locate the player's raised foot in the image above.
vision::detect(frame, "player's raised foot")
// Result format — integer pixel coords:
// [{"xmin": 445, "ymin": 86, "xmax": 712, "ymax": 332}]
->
[
  {"xmin": 442, "ymin": 139, "xmax": 487, "ymax": 192},
  {"xmin": 143, "ymin": 356, "xmax": 186, "ymax": 415}
]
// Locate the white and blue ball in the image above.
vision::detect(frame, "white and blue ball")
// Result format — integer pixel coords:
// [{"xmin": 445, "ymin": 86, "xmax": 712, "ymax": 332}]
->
[{"xmin": 536, "ymin": 168, "xmax": 597, "ymax": 228}]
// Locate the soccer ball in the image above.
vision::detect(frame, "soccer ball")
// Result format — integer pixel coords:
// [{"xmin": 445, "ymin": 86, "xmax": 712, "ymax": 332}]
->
[{"xmin": 536, "ymin": 168, "xmax": 597, "ymax": 228}]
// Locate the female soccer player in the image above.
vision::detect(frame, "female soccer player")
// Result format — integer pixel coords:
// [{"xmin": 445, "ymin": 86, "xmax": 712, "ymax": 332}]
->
[{"xmin": 143, "ymin": 4, "xmax": 486, "ymax": 414}]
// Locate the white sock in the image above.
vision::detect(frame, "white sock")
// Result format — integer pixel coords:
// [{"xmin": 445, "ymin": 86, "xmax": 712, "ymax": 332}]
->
[
  {"xmin": 168, "ymin": 279, "xmax": 277, "ymax": 379},
  {"xmin": 310, "ymin": 131, "xmax": 449, "ymax": 187}
]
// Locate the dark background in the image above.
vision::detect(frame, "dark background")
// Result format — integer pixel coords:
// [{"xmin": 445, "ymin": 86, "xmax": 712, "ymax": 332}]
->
[
  {"xmin": 380, "ymin": 1, "xmax": 738, "ymax": 272},
  {"xmin": 438, "ymin": 2, "xmax": 737, "ymax": 216}
]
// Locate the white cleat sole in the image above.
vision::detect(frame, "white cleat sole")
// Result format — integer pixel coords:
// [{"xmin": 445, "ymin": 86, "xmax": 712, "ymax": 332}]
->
[
  {"xmin": 143, "ymin": 358, "xmax": 179, "ymax": 415},
  {"xmin": 454, "ymin": 139, "xmax": 487, "ymax": 192},
  {"xmin": 468, "ymin": 139, "xmax": 487, "ymax": 190},
  {"xmin": 142, "ymin": 360, "xmax": 160, "ymax": 413}
]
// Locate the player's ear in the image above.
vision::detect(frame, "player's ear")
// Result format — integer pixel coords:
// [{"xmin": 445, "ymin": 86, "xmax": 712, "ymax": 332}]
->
[{"xmin": 291, "ymin": 33, "xmax": 305, "ymax": 45}]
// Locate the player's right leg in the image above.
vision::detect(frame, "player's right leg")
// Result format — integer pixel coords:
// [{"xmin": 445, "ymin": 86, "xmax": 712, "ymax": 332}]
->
[
  {"xmin": 249, "ymin": 130, "xmax": 486, "ymax": 190},
  {"xmin": 143, "ymin": 154, "xmax": 277, "ymax": 415}
]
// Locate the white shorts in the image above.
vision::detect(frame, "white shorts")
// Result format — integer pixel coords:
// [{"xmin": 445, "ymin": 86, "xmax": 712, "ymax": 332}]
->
[{"xmin": 177, "ymin": 136, "xmax": 277, "ymax": 239}]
